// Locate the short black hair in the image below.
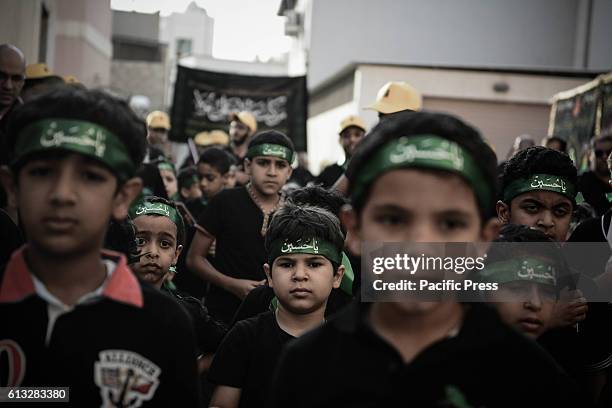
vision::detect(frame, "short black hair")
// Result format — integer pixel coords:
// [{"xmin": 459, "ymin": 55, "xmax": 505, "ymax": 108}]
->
[
  {"xmin": 591, "ymin": 134, "xmax": 612, "ymax": 148},
  {"xmin": 265, "ymin": 203, "xmax": 344, "ymax": 273},
  {"xmin": 7, "ymin": 87, "xmax": 146, "ymax": 178},
  {"xmin": 543, "ymin": 136, "xmax": 567, "ymax": 152},
  {"xmin": 247, "ymin": 130, "xmax": 295, "ymax": 154},
  {"xmin": 346, "ymin": 110, "xmax": 497, "ymax": 219},
  {"xmin": 177, "ymin": 166, "xmax": 199, "ymax": 190},
  {"xmin": 104, "ymin": 218, "xmax": 139, "ymax": 264},
  {"xmin": 287, "ymin": 185, "xmax": 347, "ymax": 217},
  {"xmin": 500, "ymin": 146, "xmax": 577, "ymax": 204},
  {"xmin": 198, "ymin": 147, "xmax": 231, "ymax": 175},
  {"xmin": 133, "ymin": 196, "xmax": 185, "ymax": 247}
]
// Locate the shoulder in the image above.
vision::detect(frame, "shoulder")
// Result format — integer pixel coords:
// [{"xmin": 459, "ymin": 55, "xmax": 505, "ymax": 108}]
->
[{"xmin": 140, "ymin": 282, "xmax": 193, "ymax": 328}]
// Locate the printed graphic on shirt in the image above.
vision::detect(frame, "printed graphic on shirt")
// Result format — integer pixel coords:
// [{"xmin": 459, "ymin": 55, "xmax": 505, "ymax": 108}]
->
[
  {"xmin": 94, "ymin": 349, "xmax": 161, "ymax": 408},
  {"xmin": 0, "ymin": 339, "xmax": 26, "ymax": 387}
]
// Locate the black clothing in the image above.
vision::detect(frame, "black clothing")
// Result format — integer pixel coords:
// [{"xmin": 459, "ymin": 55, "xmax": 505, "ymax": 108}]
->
[
  {"xmin": 0, "ymin": 248, "xmax": 201, "ymax": 407},
  {"xmin": 208, "ymin": 311, "xmax": 294, "ymax": 408},
  {"xmin": 289, "ymin": 166, "xmax": 315, "ymax": 187},
  {"xmin": 270, "ymin": 302, "xmax": 586, "ymax": 408},
  {"xmin": 317, "ymin": 163, "xmax": 344, "ymax": 189},
  {"xmin": 230, "ymin": 285, "xmax": 352, "ymax": 327},
  {"xmin": 579, "ymin": 171, "xmax": 612, "ymax": 216},
  {"xmin": 162, "ymin": 285, "xmax": 227, "ymax": 354},
  {"xmin": 0, "ymin": 98, "xmax": 22, "ymax": 165},
  {"xmin": 196, "ymin": 186, "xmax": 267, "ymax": 323}
]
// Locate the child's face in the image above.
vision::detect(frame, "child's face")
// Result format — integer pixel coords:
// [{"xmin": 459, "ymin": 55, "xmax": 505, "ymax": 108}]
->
[
  {"xmin": 181, "ymin": 182, "xmax": 202, "ymax": 201},
  {"xmin": 265, "ymin": 253, "xmax": 343, "ymax": 314},
  {"xmin": 225, "ymin": 165, "xmax": 238, "ymax": 189},
  {"xmin": 132, "ymin": 215, "xmax": 182, "ymax": 289},
  {"xmin": 498, "ymin": 191, "xmax": 573, "ymax": 242},
  {"xmin": 349, "ymin": 169, "xmax": 486, "ymax": 243},
  {"xmin": 197, "ymin": 162, "xmax": 226, "ymax": 199},
  {"xmin": 159, "ymin": 169, "xmax": 178, "ymax": 199},
  {"xmin": 245, "ymin": 156, "xmax": 292, "ymax": 197},
  {"xmin": 489, "ymin": 282, "xmax": 556, "ymax": 338},
  {"xmin": 12, "ymin": 154, "xmax": 124, "ymax": 256}
]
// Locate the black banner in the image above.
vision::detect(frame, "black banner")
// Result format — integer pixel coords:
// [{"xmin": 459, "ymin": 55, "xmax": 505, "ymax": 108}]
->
[
  {"xmin": 170, "ymin": 66, "xmax": 307, "ymax": 151},
  {"xmin": 601, "ymin": 78, "xmax": 612, "ymax": 137}
]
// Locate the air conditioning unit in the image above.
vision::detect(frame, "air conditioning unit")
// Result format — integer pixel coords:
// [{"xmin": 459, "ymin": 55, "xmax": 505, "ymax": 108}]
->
[{"xmin": 284, "ymin": 10, "xmax": 302, "ymax": 37}]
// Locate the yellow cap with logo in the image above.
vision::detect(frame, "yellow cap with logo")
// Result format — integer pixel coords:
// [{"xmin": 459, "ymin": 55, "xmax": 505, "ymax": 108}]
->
[
  {"xmin": 194, "ymin": 130, "xmax": 230, "ymax": 147},
  {"xmin": 229, "ymin": 111, "xmax": 257, "ymax": 134},
  {"xmin": 366, "ymin": 81, "xmax": 422, "ymax": 114},
  {"xmin": 146, "ymin": 111, "xmax": 171, "ymax": 130},
  {"xmin": 339, "ymin": 115, "xmax": 366, "ymax": 134},
  {"xmin": 26, "ymin": 63, "xmax": 62, "ymax": 80}
]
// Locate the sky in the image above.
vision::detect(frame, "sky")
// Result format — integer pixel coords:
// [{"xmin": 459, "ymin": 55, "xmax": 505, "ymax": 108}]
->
[{"xmin": 110, "ymin": 0, "xmax": 291, "ymax": 62}]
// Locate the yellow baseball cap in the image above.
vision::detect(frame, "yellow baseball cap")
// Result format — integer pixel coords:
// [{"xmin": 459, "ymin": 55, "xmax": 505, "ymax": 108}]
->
[
  {"xmin": 366, "ymin": 81, "xmax": 422, "ymax": 114},
  {"xmin": 339, "ymin": 115, "xmax": 366, "ymax": 134},
  {"xmin": 229, "ymin": 111, "xmax": 257, "ymax": 134},
  {"xmin": 25, "ymin": 63, "xmax": 62, "ymax": 80},
  {"xmin": 146, "ymin": 110, "xmax": 171, "ymax": 130},
  {"xmin": 63, "ymin": 75, "xmax": 80, "ymax": 84},
  {"xmin": 194, "ymin": 130, "xmax": 230, "ymax": 147}
]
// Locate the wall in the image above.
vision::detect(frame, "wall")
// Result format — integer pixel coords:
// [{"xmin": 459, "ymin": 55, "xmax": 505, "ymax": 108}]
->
[{"xmin": 110, "ymin": 60, "xmax": 166, "ymax": 109}]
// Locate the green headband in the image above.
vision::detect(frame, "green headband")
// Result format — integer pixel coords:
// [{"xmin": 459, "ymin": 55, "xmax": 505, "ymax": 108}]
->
[
  {"xmin": 180, "ymin": 174, "xmax": 200, "ymax": 189},
  {"xmin": 503, "ymin": 174, "xmax": 576, "ymax": 203},
  {"xmin": 350, "ymin": 135, "xmax": 492, "ymax": 212},
  {"xmin": 246, "ymin": 143, "xmax": 294, "ymax": 163},
  {"xmin": 269, "ymin": 237, "xmax": 343, "ymax": 265},
  {"xmin": 479, "ymin": 257, "xmax": 557, "ymax": 286},
  {"xmin": 128, "ymin": 198, "xmax": 184, "ymax": 235},
  {"xmin": 13, "ymin": 119, "xmax": 136, "ymax": 181},
  {"xmin": 157, "ymin": 162, "xmax": 175, "ymax": 174}
]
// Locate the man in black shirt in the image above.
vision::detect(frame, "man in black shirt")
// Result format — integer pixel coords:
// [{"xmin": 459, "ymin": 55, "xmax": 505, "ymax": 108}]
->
[
  {"xmin": 317, "ymin": 115, "xmax": 366, "ymax": 188},
  {"xmin": 208, "ymin": 203, "xmax": 345, "ymax": 407},
  {"xmin": 270, "ymin": 111, "xmax": 585, "ymax": 407},
  {"xmin": 186, "ymin": 131, "xmax": 295, "ymax": 324},
  {"xmin": 579, "ymin": 135, "xmax": 612, "ymax": 216}
]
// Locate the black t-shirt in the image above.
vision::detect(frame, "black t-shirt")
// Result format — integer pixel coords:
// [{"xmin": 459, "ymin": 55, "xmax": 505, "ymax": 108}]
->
[
  {"xmin": 0, "ymin": 208, "xmax": 23, "ymax": 267},
  {"xmin": 269, "ymin": 302, "xmax": 587, "ymax": 408},
  {"xmin": 579, "ymin": 171, "xmax": 612, "ymax": 216},
  {"xmin": 230, "ymin": 285, "xmax": 352, "ymax": 327},
  {"xmin": 317, "ymin": 163, "xmax": 344, "ymax": 188},
  {"xmin": 208, "ymin": 311, "xmax": 294, "ymax": 408},
  {"xmin": 196, "ymin": 186, "xmax": 267, "ymax": 323}
]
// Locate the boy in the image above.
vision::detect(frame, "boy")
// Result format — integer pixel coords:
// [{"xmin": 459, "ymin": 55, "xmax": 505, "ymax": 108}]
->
[
  {"xmin": 208, "ymin": 203, "xmax": 344, "ymax": 407},
  {"xmin": 478, "ymin": 224, "xmax": 563, "ymax": 339},
  {"xmin": 197, "ymin": 147, "xmax": 231, "ymax": 201},
  {"xmin": 128, "ymin": 196, "xmax": 226, "ymax": 367},
  {"xmin": 186, "ymin": 130, "xmax": 294, "ymax": 324},
  {"xmin": 177, "ymin": 166, "xmax": 206, "ymax": 220},
  {"xmin": 156, "ymin": 159, "xmax": 179, "ymax": 201},
  {"xmin": 269, "ymin": 111, "xmax": 584, "ymax": 407},
  {"xmin": 0, "ymin": 88, "xmax": 200, "ymax": 406}
]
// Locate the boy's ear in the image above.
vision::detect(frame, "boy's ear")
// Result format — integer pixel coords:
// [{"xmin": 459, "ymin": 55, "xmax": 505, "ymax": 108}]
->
[
  {"xmin": 173, "ymin": 244, "xmax": 183, "ymax": 265},
  {"xmin": 0, "ymin": 166, "xmax": 17, "ymax": 205},
  {"xmin": 480, "ymin": 217, "xmax": 501, "ymax": 242},
  {"xmin": 496, "ymin": 200, "xmax": 511, "ymax": 225},
  {"xmin": 332, "ymin": 264, "xmax": 345, "ymax": 289},
  {"xmin": 112, "ymin": 177, "xmax": 143, "ymax": 220},
  {"xmin": 263, "ymin": 263, "xmax": 272, "ymax": 287},
  {"xmin": 244, "ymin": 158, "xmax": 252, "ymax": 175},
  {"xmin": 340, "ymin": 205, "xmax": 361, "ymax": 255}
]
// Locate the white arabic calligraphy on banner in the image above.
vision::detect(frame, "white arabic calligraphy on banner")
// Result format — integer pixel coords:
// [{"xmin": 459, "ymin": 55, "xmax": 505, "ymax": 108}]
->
[{"xmin": 193, "ymin": 90, "xmax": 287, "ymax": 127}]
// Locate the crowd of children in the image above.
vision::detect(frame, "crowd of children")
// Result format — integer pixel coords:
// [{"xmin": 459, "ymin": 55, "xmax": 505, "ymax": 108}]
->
[{"xmin": 2, "ymin": 77, "xmax": 612, "ymax": 408}]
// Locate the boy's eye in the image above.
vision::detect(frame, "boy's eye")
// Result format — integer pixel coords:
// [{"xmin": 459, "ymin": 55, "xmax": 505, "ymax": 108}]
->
[
  {"xmin": 135, "ymin": 237, "xmax": 146, "ymax": 246},
  {"xmin": 375, "ymin": 213, "xmax": 405, "ymax": 226},
  {"xmin": 307, "ymin": 261, "xmax": 323, "ymax": 268},
  {"xmin": 278, "ymin": 261, "xmax": 294, "ymax": 268},
  {"xmin": 205, "ymin": 174, "xmax": 216, "ymax": 182},
  {"xmin": 82, "ymin": 170, "xmax": 107, "ymax": 182},
  {"xmin": 256, "ymin": 159, "xmax": 269, "ymax": 166},
  {"xmin": 160, "ymin": 240, "xmax": 173, "ymax": 248},
  {"xmin": 553, "ymin": 207, "xmax": 569, "ymax": 217},
  {"xmin": 276, "ymin": 161, "xmax": 288, "ymax": 169},
  {"xmin": 26, "ymin": 165, "xmax": 53, "ymax": 177},
  {"xmin": 522, "ymin": 203, "xmax": 539, "ymax": 213},
  {"xmin": 440, "ymin": 218, "xmax": 467, "ymax": 231}
]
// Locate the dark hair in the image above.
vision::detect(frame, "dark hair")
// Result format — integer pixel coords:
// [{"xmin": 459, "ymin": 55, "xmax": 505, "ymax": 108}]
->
[
  {"xmin": 591, "ymin": 134, "xmax": 612, "ymax": 149},
  {"xmin": 247, "ymin": 130, "xmax": 295, "ymax": 154},
  {"xmin": 134, "ymin": 196, "xmax": 185, "ymax": 247},
  {"xmin": 177, "ymin": 166, "xmax": 199, "ymax": 190},
  {"xmin": 500, "ymin": 146, "xmax": 577, "ymax": 204},
  {"xmin": 7, "ymin": 87, "xmax": 146, "ymax": 178},
  {"xmin": 104, "ymin": 218, "xmax": 139, "ymax": 264},
  {"xmin": 287, "ymin": 185, "xmax": 347, "ymax": 217},
  {"xmin": 198, "ymin": 147, "xmax": 231, "ymax": 175},
  {"xmin": 543, "ymin": 136, "xmax": 567, "ymax": 153},
  {"xmin": 346, "ymin": 111, "xmax": 497, "ymax": 219},
  {"xmin": 265, "ymin": 203, "xmax": 344, "ymax": 273}
]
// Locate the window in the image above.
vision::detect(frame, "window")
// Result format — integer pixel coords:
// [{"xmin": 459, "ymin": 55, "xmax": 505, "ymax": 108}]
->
[{"xmin": 176, "ymin": 38, "xmax": 192, "ymax": 56}]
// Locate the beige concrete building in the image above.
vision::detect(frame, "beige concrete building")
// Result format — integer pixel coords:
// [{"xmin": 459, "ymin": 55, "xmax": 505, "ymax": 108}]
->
[{"xmin": 0, "ymin": 0, "xmax": 112, "ymax": 88}]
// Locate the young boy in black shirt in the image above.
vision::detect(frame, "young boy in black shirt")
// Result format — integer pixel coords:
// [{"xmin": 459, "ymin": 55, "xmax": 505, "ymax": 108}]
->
[
  {"xmin": 208, "ymin": 203, "xmax": 345, "ymax": 407},
  {"xmin": 0, "ymin": 88, "xmax": 201, "ymax": 407},
  {"xmin": 197, "ymin": 147, "xmax": 232, "ymax": 201},
  {"xmin": 269, "ymin": 111, "xmax": 585, "ymax": 407},
  {"xmin": 186, "ymin": 131, "xmax": 294, "ymax": 324}
]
